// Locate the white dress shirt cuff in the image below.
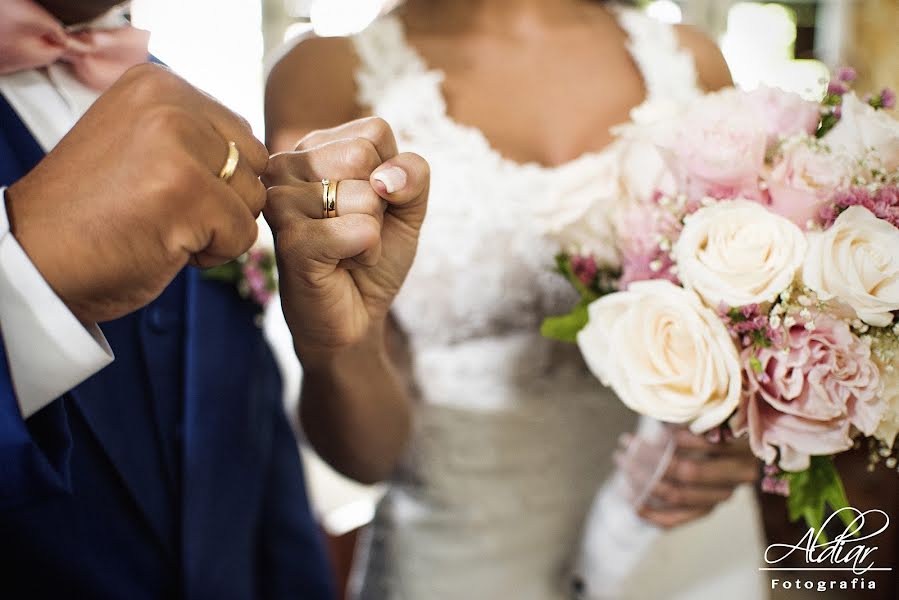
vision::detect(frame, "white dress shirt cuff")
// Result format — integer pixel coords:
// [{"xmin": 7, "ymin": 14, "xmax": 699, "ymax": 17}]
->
[{"xmin": 0, "ymin": 187, "xmax": 113, "ymax": 418}]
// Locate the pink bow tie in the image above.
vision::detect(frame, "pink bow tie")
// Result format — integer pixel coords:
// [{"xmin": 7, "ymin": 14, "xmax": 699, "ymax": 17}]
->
[{"xmin": 0, "ymin": 0, "xmax": 150, "ymax": 91}]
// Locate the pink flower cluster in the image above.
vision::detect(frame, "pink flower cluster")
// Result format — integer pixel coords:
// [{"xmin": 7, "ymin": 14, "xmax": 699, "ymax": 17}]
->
[
  {"xmin": 239, "ymin": 249, "xmax": 276, "ymax": 307},
  {"xmin": 615, "ymin": 198, "xmax": 682, "ymax": 289},
  {"xmin": 822, "ymin": 67, "xmax": 895, "ymax": 123},
  {"xmin": 570, "ymin": 255, "xmax": 598, "ymax": 287},
  {"xmin": 827, "ymin": 68, "xmax": 857, "ymax": 98},
  {"xmin": 820, "ymin": 184, "xmax": 899, "ymax": 229},
  {"xmin": 761, "ymin": 464, "xmax": 790, "ymax": 496},
  {"xmin": 866, "ymin": 88, "xmax": 897, "ymax": 110},
  {"xmin": 719, "ymin": 303, "xmax": 783, "ymax": 349}
]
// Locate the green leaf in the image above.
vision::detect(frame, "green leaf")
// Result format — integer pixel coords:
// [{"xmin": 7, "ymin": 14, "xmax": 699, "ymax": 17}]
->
[
  {"xmin": 816, "ymin": 113, "xmax": 839, "ymax": 138},
  {"xmin": 782, "ymin": 456, "xmax": 857, "ymax": 542},
  {"xmin": 554, "ymin": 253, "xmax": 571, "ymax": 277},
  {"xmin": 202, "ymin": 261, "xmax": 243, "ymax": 283},
  {"xmin": 553, "ymin": 253, "xmax": 602, "ymax": 302},
  {"xmin": 751, "ymin": 329, "xmax": 773, "ymax": 348},
  {"xmin": 541, "ymin": 300, "xmax": 591, "ymax": 343},
  {"xmin": 728, "ymin": 307, "xmax": 745, "ymax": 321}
]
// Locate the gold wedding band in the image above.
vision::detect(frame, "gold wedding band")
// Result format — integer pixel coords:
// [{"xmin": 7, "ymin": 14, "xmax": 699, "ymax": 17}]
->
[
  {"xmin": 321, "ymin": 179, "xmax": 338, "ymax": 218},
  {"xmin": 218, "ymin": 141, "xmax": 239, "ymax": 181}
]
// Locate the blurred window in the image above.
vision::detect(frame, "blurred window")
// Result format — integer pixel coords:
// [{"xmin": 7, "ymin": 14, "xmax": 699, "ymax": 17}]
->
[
  {"xmin": 720, "ymin": 2, "xmax": 829, "ymax": 99},
  {"xmin": 131, "ymin": 0, "xmax": 266, "ymax": 135}
]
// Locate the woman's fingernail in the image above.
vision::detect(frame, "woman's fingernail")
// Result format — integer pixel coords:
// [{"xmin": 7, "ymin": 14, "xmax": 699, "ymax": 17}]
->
[{"xmin": 372, "ymin": 166, "xmax": 407, "ymax": 194}]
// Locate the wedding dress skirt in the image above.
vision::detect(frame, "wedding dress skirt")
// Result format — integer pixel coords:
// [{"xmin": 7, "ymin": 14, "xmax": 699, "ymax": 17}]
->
[
  {"xmin": 352, "ymin": 336, "xmax": 766, "ymax": 600},
  {"xmin": 343, "ymin": 7, "xmax": 768, "ymax": 600}
]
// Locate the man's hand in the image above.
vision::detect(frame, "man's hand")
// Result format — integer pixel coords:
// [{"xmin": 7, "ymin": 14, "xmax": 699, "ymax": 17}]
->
[
  {"xmin": 618, "ymin": 429, "xmax": 760, "ymax": 529},
  {"xmin": 263, "ymin": 117, "xmax": 429, "ymax": 368},
  {"xmin": 5, "ymin": 63, "xmax": 269, "ymax": 323}
]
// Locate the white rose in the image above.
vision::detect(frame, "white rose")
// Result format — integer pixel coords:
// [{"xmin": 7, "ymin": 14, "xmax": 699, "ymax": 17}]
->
[
  {"xmin": 674, "ymin": 200, "xmax": 807, "ymax": 308},
  {"xmin": 803, "ymin": 206, "xmax": 899, "ymax": 327},
  {"xmin": 577, "ymin": 280, "xmax": 742, "ymax": 433},
  {"xmin": 825, "ymin": 93, "xmax": 899, "ymax": 170},
  {"xmin": 534, "ymin": 151, "xmax": 626, "ymax": 268},
  {"xmin": 875, "ymin": 368, "xmax": 899, "ymax": 449}
]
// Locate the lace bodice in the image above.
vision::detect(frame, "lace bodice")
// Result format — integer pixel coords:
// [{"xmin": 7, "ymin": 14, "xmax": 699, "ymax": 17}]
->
[
  {"xmin": 348, "ymin": 8, "xmax": 765, "ymax": 600},
  {"xmin": 352, "ymin": 7, "xmax": 699, "ymax": 349}
]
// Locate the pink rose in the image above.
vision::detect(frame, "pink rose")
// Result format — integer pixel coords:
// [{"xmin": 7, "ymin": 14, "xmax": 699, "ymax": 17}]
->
[
  {"xmin": 745, "ymin": 85, "xmax": 821, "ymax": 148},
  {"xmin": 656, "ymin": 90, "xmax": 766, "ymax": 202},
  {"xmin": 732, "ymin": 315, "xmax": 884, "ymax": 471},
  {"xmin": 764, "ymin": 139, "xmax": 851, "ymax": 228}
]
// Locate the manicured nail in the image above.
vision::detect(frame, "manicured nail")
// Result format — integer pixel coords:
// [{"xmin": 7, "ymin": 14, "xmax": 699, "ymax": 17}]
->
[{"xmin": 372, "ymin": 166, "xmax": 407, "ymax": 194}]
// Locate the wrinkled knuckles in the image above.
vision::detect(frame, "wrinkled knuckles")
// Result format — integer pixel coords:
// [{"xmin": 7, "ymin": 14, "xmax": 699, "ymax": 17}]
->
[
  {"xmin": 138, "ymin": 104, "xmax": 198, "ymax": 146},
  {"xmin": 357, "ymin": 116, "xmax": 393, "ymax": 145},
  {"xmin": 295, "ymin": 129, "xmax": 325, "ymax": 151},
  {"xmin": 341, "ymin": 137, "xmax": 381, "ymax": 171},
  {"xmin": 263, "ymin": 152, "xmax": 304, "ymax": 186},
  {"xmin": 148, "ymin": 152, "xmax": 196, "ymax": 203},
  {"xmin": 264, "ymin": 184, "xmax": 301, "ymax": 207},
  {"xmin": 121, "ymin": 63, "xmax": 182, "ymax": 103}
]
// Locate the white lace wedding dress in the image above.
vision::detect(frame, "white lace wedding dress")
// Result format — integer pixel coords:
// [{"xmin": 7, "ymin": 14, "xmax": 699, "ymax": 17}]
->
[{"xmin": 348, "ymin": 8, "xmax": 768, "ymax": 600}]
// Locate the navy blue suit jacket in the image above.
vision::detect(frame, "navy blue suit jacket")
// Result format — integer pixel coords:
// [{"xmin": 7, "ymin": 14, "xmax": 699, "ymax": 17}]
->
[{"xmin": 0, "ymin": 92, "xmax": 336, "ymax": 599}]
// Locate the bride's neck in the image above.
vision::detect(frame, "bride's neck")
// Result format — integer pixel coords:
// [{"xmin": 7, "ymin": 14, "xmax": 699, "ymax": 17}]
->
[{"xmin": 402, "ymin": 0, "xmax": 598, "ymax": 35}]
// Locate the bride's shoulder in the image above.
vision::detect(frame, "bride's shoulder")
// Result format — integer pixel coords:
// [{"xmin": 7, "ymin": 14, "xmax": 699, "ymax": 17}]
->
[
  {"xmin": 672, "ymin": 24, "xmax": 733, "ymax": 91},
  {"xmin": 265, "ymin": 35, "xmax": 362, "ymax": 151}
]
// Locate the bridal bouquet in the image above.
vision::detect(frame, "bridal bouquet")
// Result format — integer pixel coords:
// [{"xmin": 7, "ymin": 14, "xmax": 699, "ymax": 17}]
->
[{"xmin": 542, "ymin": 70, "xmax": 899, "ymax": 533}]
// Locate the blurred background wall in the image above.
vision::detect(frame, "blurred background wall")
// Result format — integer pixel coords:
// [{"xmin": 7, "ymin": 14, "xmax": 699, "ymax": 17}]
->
[
  {"xmin": 131, "ymin": 0, "xmax": 895, "ymax": 143},
  {"xmin": 846, "ymin": 0, "xmax": 899, "ymax": 96}
]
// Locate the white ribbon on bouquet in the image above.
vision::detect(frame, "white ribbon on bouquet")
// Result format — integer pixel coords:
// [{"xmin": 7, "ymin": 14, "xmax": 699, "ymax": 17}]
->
[{"xmin": 572, "ymin": 417, "xmax": 677, "ymax": 599}]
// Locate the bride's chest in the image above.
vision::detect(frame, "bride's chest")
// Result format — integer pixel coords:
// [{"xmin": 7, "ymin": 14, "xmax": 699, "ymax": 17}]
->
[{"xmin": 419, "ymin": 50, "xmax": 646, "ymax": 168}]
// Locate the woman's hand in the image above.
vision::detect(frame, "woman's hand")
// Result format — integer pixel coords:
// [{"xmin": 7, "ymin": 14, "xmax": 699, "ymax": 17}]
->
[
  {"xmin": 262, "ymin": 117, "xmax": 429, "ymax": 368},
  {"xmin": 618, "ymin": 428, "xmax": 760, "ymax": 529},
  {"xmin": 261, "ymin": 117, "xmax": 428, "ymax": 483}
]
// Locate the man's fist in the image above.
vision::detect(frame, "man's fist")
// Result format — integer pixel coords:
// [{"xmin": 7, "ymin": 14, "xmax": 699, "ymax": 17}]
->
[{"xmin": 5, "ymin": 63, "xmax": 269, "ymax": 323}]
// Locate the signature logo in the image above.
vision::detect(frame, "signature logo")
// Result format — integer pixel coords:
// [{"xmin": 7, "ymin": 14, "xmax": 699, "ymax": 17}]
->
[{"xmin": 764, "ymin": 508, "xmax": 890, "ymax": 575}]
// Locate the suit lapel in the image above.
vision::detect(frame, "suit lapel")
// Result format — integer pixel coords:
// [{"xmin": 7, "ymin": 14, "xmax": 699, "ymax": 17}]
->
[
  {"xmin": 69, "ymin": 317, "xmax": 176, "ymax": 556},
  {"xmin": 181, "ymin": 270, "xmax": 270, "ymax": 591}
]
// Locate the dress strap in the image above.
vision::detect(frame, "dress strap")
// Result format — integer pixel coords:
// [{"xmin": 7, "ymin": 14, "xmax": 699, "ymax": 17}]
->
[
  {"xmin": 612, "ymin": 6, "xmax": 701, "ymax": 103},
  {"xmin": 351, "ymin": 15, "xmax": 432, "ymax": 112}
]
